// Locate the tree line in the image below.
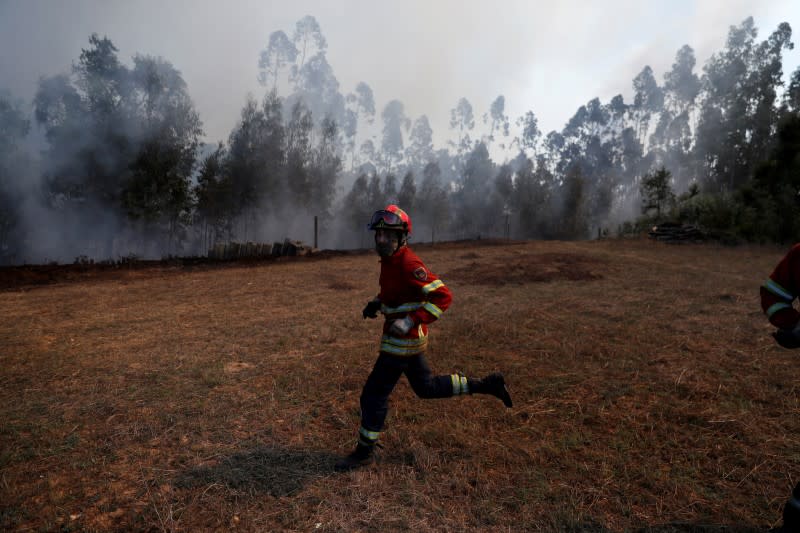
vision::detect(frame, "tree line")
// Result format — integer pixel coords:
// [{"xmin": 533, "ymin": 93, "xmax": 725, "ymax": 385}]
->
[{"xmin": 0, "ymin": 15, "xmax": 799, "ymax": 263}]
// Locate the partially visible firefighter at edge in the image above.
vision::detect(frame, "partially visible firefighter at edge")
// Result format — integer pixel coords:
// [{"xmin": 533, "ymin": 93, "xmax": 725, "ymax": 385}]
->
[
  {"xmin": 761, "ymin": 241, "xmax": 800, "ymax": 532},
  {"xmin": 335, "ymin": 204, "xmax": 513, "ymax": 471}
]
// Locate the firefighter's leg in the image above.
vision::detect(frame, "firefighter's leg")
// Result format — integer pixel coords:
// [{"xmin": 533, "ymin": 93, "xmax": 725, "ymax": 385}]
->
[
  {"xmin": 467, "ymin": 373, "xmax": 513, "ymax": 408},
  {"xmin": 336, "ymin": 353, "xmax": 404, "ymax": 471},
  {"xmin": 403, "ymin": 356, "xmax": 509, "ymax": 405},
  {"xmin": 405, "ymin": 354, "xmax": 456, "ymax": 399}
]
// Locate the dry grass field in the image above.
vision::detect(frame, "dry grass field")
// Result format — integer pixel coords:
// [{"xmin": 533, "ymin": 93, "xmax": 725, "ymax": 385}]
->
[{"xmin": 1, "ymin": 238, "xmax": 798, "ymax": 532}]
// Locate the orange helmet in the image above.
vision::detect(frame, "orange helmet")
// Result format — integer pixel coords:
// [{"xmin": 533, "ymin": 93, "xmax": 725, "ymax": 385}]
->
[{"xmin": 368, "ymin": 204, "xmax": 412, "ymax": 235}]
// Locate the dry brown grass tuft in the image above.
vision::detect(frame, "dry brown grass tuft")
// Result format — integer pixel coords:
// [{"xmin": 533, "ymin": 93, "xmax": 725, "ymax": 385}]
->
[{"xmin": 0, "ymin": 238, "xmax": 797, "ymax": 531}]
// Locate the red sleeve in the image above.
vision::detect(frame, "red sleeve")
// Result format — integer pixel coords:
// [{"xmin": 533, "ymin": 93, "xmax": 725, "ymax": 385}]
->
[
  {"xmin": 761, "ymin": 244, "xmax": 800, "ymax": 330},
  {"xmin": 403, "ymin": 259, "xmax": 452, "ymax": 325}
]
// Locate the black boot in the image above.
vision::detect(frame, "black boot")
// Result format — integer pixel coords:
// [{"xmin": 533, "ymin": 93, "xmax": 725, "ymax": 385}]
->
[
  {"xmin": 469, "ymin": 373, "xmax": 513, "ymax": 408},
  {"xmin": 780, "ymin": 482, "xmax": 800, "ymax": 532},
  {"xmin": 334, "ymin": 442, "xmax": 375, "ymax": 471}
]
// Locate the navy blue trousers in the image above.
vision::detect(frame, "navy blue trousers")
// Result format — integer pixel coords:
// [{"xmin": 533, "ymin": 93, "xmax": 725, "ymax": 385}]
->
[{"xmin": 360, "ymin": 352, "xmax": 454, "ymax": 432}]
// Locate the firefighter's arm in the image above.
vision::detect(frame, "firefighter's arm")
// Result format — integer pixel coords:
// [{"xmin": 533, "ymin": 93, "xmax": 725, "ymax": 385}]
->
[
  {"xmin": 760, "ymin": 284, "xmax": 799, "ymax": 330},
  {"xmin": 761, "ymin": 247, "xmax": 800, "ymax": 330},
  {"xmin": 762, "ymin": 246, "xmax": 800, "ymax": 348},
  {"xmin": 406, "ymin": 264, "xmax": 452, "ymax": 326}
]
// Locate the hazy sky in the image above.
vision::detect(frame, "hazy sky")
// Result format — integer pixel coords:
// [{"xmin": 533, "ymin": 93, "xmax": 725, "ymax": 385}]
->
[{"xmin": 2, "ymin": 0, "xmax": 799, "ymax": 149}]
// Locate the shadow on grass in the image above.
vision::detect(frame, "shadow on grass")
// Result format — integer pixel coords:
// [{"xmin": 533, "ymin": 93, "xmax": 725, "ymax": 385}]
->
[{"xmin": 174, "ymin": 446, "xmax": 340, "ymax": 497}]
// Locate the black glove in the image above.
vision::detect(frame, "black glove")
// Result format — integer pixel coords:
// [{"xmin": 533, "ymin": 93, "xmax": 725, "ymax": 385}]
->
[
  {"xmin": 773, "ymin": 329, "xmax": 800, "ymax": 349},
  {"xmin": 362, "ymin": 298, "xmax": 381, "ymax": 319}
]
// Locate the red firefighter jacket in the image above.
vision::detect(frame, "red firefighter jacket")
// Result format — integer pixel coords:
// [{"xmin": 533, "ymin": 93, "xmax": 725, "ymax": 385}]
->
[
  {"xmin": 376, "ymin": 245, "xmax": 452, "ymax": 356},
  {"xmin": 761, "ymin": 243, "xmax": 800, "ymax": 330}
]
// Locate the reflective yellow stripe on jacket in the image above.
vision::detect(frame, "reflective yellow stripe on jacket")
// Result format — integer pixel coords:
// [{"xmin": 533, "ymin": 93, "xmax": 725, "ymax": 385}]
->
[
  {"xmin": 767, "ymin": 302, "xmax": 793, "ymax": 317},
  {"xmin": 380, "ymin": 329, "xmax": 428, "ymax": 356},
  {"xmin": 763, "ymin": 278, "xmax": 794, "ymax": 301},
  {"xmin": 422, "ymin": 279, "xmax": 444, "ymax": 294}
]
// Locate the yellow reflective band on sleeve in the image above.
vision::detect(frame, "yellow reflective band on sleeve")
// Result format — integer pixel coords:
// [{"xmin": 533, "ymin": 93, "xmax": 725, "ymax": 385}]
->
[
  {"xmin": 767, "ymin": 302, "xmax": 793, "ymax": 317},
  {"xmin": 764, "ymin": 279, "xmax": 794, "ymax": 301},
  {"xmin": 422, "ymin": 279, "xmax": 444, "ymax": 294},
  {"xmin": 422, "ymin": 302, "xmax": 443, "ymax": 318}
]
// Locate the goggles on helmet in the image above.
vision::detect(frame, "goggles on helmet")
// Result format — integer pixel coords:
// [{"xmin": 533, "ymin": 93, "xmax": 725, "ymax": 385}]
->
[{"xmin": 369, "ymin": 210, "xmax": 405, "ymax": 230}]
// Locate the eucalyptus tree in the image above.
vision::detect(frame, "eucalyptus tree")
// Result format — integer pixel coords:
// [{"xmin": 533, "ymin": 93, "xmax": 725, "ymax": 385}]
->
[
  {"xmin": 416, "ymin": 161, "xmax": 450, "ymax": 243},
  {"xmin": 343, "ymin": 172, "xmax": 372, "ymax": 246},
  {"xmin": 194, "ymin": 143, "xmax": 233, "ymax": 245},
  {"xmin": 35, "ymin": 34, "xmax": 132, "ymax": 213},
  {"xmin": 405, "ymin": 114, "xmax": 435, "ymax": 173},
  {"xmin": 380, "ymin": 99, "xmax": 409, "ymax": 173},
  {"xmin": 512, "ymin": 152, "xmax": 553, "ymax": 239},
  {"xmin": 224, "ymin": 90, "xmax": 287, "ymax": 240},
  {"xmin": 695, "ymin": 17, "xmax": 793, "ymax": 191},
  {"xmin": 558, "ymin": 98, "xmax": 617, "ymax": 228},
  {"xmin": 650, "ymin": 45, "xmax": 701, "ymax": 190},
  {"xmin": 0, "ymin": 92, "xmax": 30, "ymax": 262},
  {"xmin": 561, "ymin": 165, "xmax": 589, "ymax": 239},
  {"xmin": 366, "ymin": 172, "xmax": 384, "ymax": 208},
  {"xmin": 344, "ymin": 82, "xmax": 375, "ymax": 169},
  {"xmin": 308, "ymin": 115, "xmax": 342, "ymax": 217},
  {"xmin": 288, "ymin": 52, "xmax": 345, "ymax": 127},
  {"xmin": 484, "ymin": 95, "xmax": 510, "ymax": 149},
  {"xmin": 383, "ymin": 173, "xmax": 398, "ymax": 203},
  {"xmin": 34, "ymin": 34, "xmax": 203, "ymax": 256},
  {"xmin": 514, "ymin": 110, "xmax": 540, "ymax": 157},
  {"xmin": 640, "ymin": 166, "xmax": 675, "ymax": 219},
  {"xmin": 449, "ymin": 97, "xmax": 475, "ymax": 157},
  {"xmin": 123, "ymin": 54, "xmax": 203, "ymax": 253},
  {"xmin": 292, "ymin": 15, "xmax": 328, "ymax": 74},
  {"xmin": 631, "ymin": 65, "xmax": 664, "ymax": 148},
  {"xmin": 285, "ymin": 100, "xmax": 314, "ymax": 210},
  {"xmin": 258, "ymin": 30, "xmax": 298, "ymax": 91},
  {"xmin": 226, "ymin": 96, "xmax": 269, "ymax": 237},
  {"xmin": 398, "ymin": 171, "xmax": 416, "ymax": 212},
  {"xmin": 747, "ymin": 22, "xmax": 793, "ymax": 169},
  {"xmin": 750, "ymin": 111, "xmax": 800, "ymax": 242},
  {"xmin": 785, "ymin": 66, "xmax": 800, "ymax": 112},
  {"xmin": 359, "ymin": 138, "xmax": 378, "ymax": 169},
  {"xmin": 452, "ymin": 142, "xmax": 496, "ymax": 238}
]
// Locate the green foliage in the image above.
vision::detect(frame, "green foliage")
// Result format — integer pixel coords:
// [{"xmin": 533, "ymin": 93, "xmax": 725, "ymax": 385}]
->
[
  {"xmin": 512, "ymin": 153, "xmax": 555, "ymax": 239},
  {"xmin": 195, "ymin": 143, "xmax": 233, "ymax": 243},
  {"xmin": 640, "ymin": 166, "xmax": 676, "ymax": 219}
]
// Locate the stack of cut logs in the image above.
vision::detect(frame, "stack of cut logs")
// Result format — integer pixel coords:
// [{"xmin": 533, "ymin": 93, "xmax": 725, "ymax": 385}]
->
[
  {"xmin": 208, "ymin": 238, "xmax": 312, "ymax": 260},
  {"xmin": 648, "ymin": 222, "xmax": 705, "ymax": 243}
]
